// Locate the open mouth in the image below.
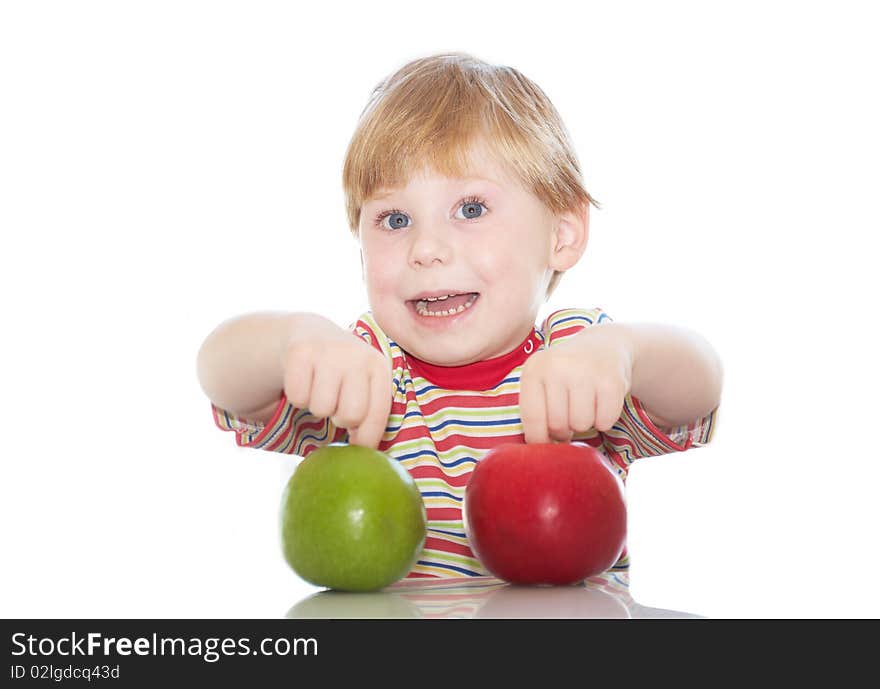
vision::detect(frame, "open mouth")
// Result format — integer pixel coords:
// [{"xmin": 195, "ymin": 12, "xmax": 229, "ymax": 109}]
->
[{"xmin": 409, "ymin": 292, "xmax": 480, "ymax": 317}]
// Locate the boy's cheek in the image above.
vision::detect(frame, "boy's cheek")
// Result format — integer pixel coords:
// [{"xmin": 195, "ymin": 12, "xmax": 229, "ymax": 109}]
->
[
  {"xmin": 363, "ymin": 245, "xmax": 403, "ymax": 281},
  {"xmin": 361, "ymin": 255, "xmax": 394, "ymax": 289},
  {"xmin": 364, "ymin": 271, "xmax": 407, "ymax": 313}
]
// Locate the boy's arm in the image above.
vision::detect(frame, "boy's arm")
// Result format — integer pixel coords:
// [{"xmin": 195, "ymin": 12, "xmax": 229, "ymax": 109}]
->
[
  {"xmin": 624, "ymin": 323, "xmax": 723, "ymax": 430},
  {"xmin": 196, "ymin": 311, "xmax": 345, "ymax": 424}
]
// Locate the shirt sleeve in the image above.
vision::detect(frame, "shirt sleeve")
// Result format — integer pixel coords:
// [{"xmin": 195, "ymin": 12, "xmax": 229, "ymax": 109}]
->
[
  {"xmin": 541, "ymin": 307, "xmax": 719, "ymax": 474},
  {"xmin": 210, "ymin": 312, "xmax": 390, "ymax": 457}
]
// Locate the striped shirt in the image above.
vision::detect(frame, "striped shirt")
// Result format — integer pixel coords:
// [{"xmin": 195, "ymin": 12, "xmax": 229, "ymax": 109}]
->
[{"xmin": 212, "ymin": 307, "xmax": 717, "ymax": 578}]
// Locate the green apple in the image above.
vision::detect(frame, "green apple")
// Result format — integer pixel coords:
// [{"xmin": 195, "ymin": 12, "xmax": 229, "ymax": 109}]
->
[{"xmin": 280, "ymin": 444, "xmax": 427, "ymax": 592}]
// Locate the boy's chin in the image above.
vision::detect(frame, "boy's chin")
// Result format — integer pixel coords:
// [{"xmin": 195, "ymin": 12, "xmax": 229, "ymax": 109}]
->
[
  {"xmin": 395, "ymin": 334, "xmax": 484, "ymax": 366},
  {"xmin": 411, "ymin": 349, "xmax": 483, "ymax": 366}
]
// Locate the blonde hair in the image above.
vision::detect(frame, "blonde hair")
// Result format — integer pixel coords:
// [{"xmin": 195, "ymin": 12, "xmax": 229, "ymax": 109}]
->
[{"xmin": 342, "ymin": 52, "xmax": 598, "ymax": 298}]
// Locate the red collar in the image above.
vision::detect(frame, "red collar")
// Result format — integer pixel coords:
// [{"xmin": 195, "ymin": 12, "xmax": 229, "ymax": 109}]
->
[{"xmin": 404, "ymin": 328, "xmax": 543, "ymax": 391}]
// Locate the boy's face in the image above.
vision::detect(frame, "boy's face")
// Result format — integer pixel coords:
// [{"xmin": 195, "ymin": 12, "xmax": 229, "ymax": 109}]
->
[{"xmin": 358, "ymin": 141, "xmax": 583, "ymax": 366}]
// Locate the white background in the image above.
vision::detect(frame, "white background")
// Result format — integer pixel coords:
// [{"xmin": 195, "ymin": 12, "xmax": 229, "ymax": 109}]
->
[{"xmin": 1, "ymin": 1, "xmax": 877, "ymax": 618}]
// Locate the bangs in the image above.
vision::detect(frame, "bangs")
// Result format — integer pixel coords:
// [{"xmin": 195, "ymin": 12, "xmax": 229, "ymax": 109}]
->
[
  {"xmin": 353, "ymin": 108, "xmax": 491, "ymax": 198},
  {"xmin": 342, "ymin": 53, "xmax": 596, "ymax": 235}
]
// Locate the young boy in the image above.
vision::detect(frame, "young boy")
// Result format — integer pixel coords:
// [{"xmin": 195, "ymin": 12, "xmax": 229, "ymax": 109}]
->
[{"xmin": 197, "ymin": 52, "xmax": 722, "ymax": 578}]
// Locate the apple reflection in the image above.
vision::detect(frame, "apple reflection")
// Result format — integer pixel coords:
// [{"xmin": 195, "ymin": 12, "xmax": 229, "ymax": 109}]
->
[
  {"xmin": 286, "ymin": 571, "xmax": 701, "ymax": 619},
  {"xmin": 287, "ymin": 590, "xmax": 421, "ymax": 619}
]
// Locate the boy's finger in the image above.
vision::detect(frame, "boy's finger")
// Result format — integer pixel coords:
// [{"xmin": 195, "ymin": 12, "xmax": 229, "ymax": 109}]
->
[
  {"xmin": 520, "ymin": 375, "xmax": 549, "ymax": 444},
  {"xmin": 351, "ymin": 370, "xmax": 390, "ymax": 449},
  {"xmin": 595, "ymin": 386, "xmax": 625, "ymax": 432},
  {"xmin": 284, "ymin": 361, "xmax": 314, "ymax": 410},
  {"xmin": 307, "ymin": 366, "xmax": 342, "ymax": 419},
  {"xmin": 569, "ymin": 383, "xmax": 596, "ymax": 433},
  {"xmin": 347, "ymin": 426, "xmax": 364, "ymax": 448},
  {"xmin": 544, "ymin": 378, "xmax": 571, "ymax": 442},
  {"xmin": 331, "ymin": 371, "xmax": 369, "ymax": 430}
]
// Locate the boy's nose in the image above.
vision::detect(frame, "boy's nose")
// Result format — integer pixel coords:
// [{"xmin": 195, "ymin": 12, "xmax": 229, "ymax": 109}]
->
[{"xmin": 408, "ymin": 228, "xmax": 453, "ymax": 267}]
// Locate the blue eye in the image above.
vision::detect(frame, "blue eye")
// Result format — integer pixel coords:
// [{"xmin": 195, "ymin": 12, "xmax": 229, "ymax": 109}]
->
[
  {"xmin": 385, "ymin": 212, "xmax": 410, "ymax": 230},
  {"xmin": 455, "ymin": 198, "xmax": 487, "ymax": 220},
  {"xmin": 375, "ymin": 210, "xmax": 409, "ymax": 230},
  {"xmin": 374, "ymin": 209, "xmax": 410, "ymax": 231}
]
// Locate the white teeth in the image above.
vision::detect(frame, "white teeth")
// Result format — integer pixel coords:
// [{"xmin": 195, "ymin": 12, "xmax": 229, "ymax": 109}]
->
[{"xmin": 415, "ymin": 293, "xmax": 478, "ymax": 317}]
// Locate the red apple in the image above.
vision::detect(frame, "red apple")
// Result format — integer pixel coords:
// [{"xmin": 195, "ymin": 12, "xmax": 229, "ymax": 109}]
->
[{"xmin": 463, "ymin": 443, "xmax": 626, "ymax": 585}]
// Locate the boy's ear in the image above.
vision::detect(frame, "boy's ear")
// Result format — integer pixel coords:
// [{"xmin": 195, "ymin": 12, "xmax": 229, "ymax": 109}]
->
[{"xmin": 548, "ymin": 202, "xmax": 590, "ymax": 272}]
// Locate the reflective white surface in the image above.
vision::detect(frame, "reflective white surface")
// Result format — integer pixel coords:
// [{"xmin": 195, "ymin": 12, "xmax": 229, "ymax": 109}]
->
[{"xmin": 286, "ymin": 571, "xmax": 701, "ymax": 619}]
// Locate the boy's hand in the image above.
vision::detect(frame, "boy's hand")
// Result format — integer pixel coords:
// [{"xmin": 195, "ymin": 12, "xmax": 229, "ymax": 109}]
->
[
  {"xmin": 519, "ymin": 325, "xmax": 634, "ymax": 443},
  {"xmin": 282, "ymin": 329, "xmax": 393, "ymax": 450}
]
